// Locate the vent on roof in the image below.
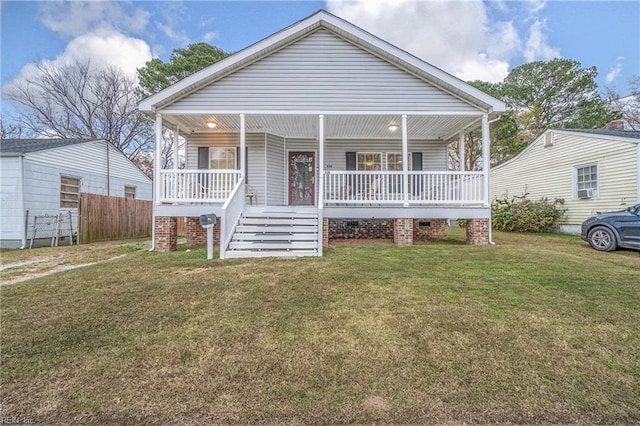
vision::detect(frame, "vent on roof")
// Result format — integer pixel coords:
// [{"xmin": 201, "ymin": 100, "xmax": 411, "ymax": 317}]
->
[{"xmin": 543, "ymin": 132, "xmax": 554, "ymax": 147}]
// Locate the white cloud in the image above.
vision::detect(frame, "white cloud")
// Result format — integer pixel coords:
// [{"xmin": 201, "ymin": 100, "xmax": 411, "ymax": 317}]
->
[
  {"xmin": 523, "ymin": 19, "xmax": 560, "ymax": 62},
  {"xmin": 326, "ymin": 0, "xmax": 517, "ymax": 83},
  {"xmin": 155, "ymin": 2, "xmax": 191, "ymax": 46},
  {"xmin": 606, "ymin": 56, "xmax": 624, "ymax": 84},
  {"xmin": 202, "ymin": 32, "xmax": 219, "ymax": 43},
  {"xmin": 3, "ymin": 28, "xmax": 153, "ymax": 98},
  {"xmin": 38, "ymin": 0, "xmax": 150, "ymax": 38},
  {"xmin": 526, "ymin": 0, "xmax": 547, "ymax": 15}
]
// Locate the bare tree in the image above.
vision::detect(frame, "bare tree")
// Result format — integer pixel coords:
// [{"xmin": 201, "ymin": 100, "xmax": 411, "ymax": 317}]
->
[
  {"xmin": 3, "ymin": 59, "xmax": 153, "ymax": 159},
  {"xmin": 0, "ymin": 116, "xmax": 32, "ymax": 139},
  {"xmin": 607, "ymin": 76, "xmax": 640, "ymax": 130}
]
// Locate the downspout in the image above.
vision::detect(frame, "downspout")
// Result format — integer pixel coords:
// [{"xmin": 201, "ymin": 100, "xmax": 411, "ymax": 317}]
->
[
  {"xmin": 19, "ymin": 155, "xmax": 26, "ymax": 249},
  {"xmin": 484, "ymin": 115, "xmax": 501, "ymax": 245}
]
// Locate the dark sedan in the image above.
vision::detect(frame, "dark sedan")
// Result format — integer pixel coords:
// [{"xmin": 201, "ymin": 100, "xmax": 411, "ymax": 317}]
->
[{"xmin": 581, "ymin": 204, "xmax": 640, "ymax": 251}]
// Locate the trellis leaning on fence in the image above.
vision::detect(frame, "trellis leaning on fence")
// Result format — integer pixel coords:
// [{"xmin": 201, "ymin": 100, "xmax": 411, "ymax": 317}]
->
[{"xmin": 29, "ymin": 211, "xmax": 74, "ymax": 249}]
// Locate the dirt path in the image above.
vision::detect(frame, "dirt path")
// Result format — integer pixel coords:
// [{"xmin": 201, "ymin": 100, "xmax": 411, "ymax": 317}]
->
[{"xmin": 0, "ymin": 240, "xmax": 149, "ymax": 286}]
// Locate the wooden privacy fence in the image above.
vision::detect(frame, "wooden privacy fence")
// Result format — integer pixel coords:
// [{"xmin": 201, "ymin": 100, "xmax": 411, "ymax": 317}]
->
[{"xmin": 78, "ymin": 193, "xmax": 152, "ymax": 244}]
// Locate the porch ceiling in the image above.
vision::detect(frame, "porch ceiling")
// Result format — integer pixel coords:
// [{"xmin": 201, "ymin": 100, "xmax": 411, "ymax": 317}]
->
[{"xmin": 163, "ymin": 113, "xmax": 481, "ymax": 141}]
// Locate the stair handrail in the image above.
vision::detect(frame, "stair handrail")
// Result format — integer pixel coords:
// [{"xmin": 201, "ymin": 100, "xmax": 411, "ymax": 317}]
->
[{"xmin": 220, "ymin": 177, "xmax": 245, "ymax": 259}]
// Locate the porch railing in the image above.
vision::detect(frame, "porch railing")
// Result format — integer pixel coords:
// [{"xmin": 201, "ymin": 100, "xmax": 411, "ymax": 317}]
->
[
  {"xmin": 220, "ymin": 177, "xmax": 245, "ymax": 259},
  {"xmin": 159, "ymin": 170, "xmax": 241, "ymax": 203},
  {"xmin": 324, "ymin": 171, "xmax": 485, "ymax": 204}
]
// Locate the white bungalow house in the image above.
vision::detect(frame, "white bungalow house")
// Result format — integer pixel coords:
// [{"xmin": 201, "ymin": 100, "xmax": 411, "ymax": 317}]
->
[
  {"xmin": 0, "ymin": 138, "xmax": 152, "ymax": 248},
  {"xmin": 139, "ymin": 10, "xmax": 505, "ymax": 258},
  {"xmin": 491, "ymin": 129, "xmax": 640, "ymax": 234}
]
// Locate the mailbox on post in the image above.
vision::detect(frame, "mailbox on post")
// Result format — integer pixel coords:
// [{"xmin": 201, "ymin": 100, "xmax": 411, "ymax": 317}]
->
[
  {"xmin": 199, "ymin": 213, "xmax": 217, "ymax": 260},
  {"xmin": 199, "ymin": 214, "xmax": 216, "ymax": 227}
]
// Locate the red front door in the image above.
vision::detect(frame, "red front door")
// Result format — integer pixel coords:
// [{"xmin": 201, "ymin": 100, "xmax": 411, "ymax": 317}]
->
[{"xmin": 288, "ymin": 151, "xmax": 315, "ymax": 206}]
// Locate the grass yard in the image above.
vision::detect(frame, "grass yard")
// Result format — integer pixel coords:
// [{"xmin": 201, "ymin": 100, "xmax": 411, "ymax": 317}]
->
[{"xmin": 1, "ymin": 229, "xmax": 639, "ymax": 424}]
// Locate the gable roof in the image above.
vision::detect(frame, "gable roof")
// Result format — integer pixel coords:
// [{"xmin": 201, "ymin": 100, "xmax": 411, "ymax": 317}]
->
[
  {"xmin": 563, "ymin": 128, "xmax": 640, "ymax": 140},
  {"xmin": 0, "ymin": 138, "xmax": 100, "ymax": 155},
  {"xmin": 139, "ymin": 10, "xmax": 505, "ymax": 114},
  {"xmin": 492, "ymin": 128, "xmax": 640, "ymax": 172}
]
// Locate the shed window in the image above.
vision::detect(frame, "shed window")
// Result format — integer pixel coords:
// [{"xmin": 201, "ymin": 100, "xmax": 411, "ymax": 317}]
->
[
  {"xmin": 60, "ymin": 176, "xmax": 80, "ymax": 208},
  {"xmin": 576, "ymin": 163, "xmax": 598, "ymax": 193},
  {"xmin": 124, "ymin": 186, "xmax": 136, "ymax": 199},
  {"xmin": 209, "ymin": 148, "xmax": 237, "ymax": 170}
]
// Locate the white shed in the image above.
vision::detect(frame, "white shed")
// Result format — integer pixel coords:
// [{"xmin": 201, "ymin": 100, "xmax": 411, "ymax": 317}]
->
[
  {"xmin": 0, "ymin": 138, "xmax": 152, "ymax": 248},
  {"xmin": 491, "ymin": 129, "xmax": 640, "ymax": 234}
]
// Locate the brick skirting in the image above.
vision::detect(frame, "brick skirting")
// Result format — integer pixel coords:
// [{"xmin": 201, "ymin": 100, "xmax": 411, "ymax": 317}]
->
[
  {"xmin": 186, "ymin": 216, "xmax": 220, "ymax": 248},
  {"xmin": 413, "ymin": 219, "xmax": 447, "ymax": 241},
  {"xmin": 154, "ymin": 216, "xmax": 177, "ymax": 252},
  {"xmin": 394, "ymin": 218, "xmax": 413, "ymax": 245},
  {"xmin": 466, "ymin": 218, "xmax": 490, "ymax": 245},
  {"xmin": 328, "ymin": 219, "xmax": 394, "ymax": 240}
]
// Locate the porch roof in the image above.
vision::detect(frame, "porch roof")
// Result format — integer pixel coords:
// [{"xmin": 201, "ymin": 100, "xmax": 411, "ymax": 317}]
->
[
  {"xmin": 163, "ymin": 113, "xmax": 481, "ymax": 140},
  {"xmin": 139, "ymin": 10, "xmax": 505, "ymax": 117}
]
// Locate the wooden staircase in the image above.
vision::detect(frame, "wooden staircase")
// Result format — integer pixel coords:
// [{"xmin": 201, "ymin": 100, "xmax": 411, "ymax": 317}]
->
[{"xmin": 224, "ymin": 207, "xmax": 320, "ymax": 258}]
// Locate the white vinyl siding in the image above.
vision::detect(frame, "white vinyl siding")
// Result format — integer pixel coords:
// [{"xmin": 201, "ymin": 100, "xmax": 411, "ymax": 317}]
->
[
  {"xmin": 26, "ymin": 141, "xmax": 152, "ymax": 199},
  {"xmin": 0, "ymin": 157, "xmax": 24, "ymax": 245},
  {"xmin": 265, "ymin": 133, "xmax": 285, "ymax": 206},
  {"xmin": 491, "ymin": 132, "xmax": 639, "ymax": 226},
  {"xmin": 168, "ymin": 29, "xmax": 478, "ymax": 113}
]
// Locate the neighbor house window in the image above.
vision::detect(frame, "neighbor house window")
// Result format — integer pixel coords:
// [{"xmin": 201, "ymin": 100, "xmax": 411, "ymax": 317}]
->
[
  {"xmin": 357, "ymin": 153, "xmax": 382, "ymax": 171},
  {"xmin": 209, "ymin": 147, "xmax": 237, "ymax": 170},
  {"xmin": 576, "ymin": 163, "xmax": 598, "ymax": 193},
  {"xmin": 124, "ymin": 186, "xmax": 136, "ymax": 199},
  {"xmin": 60, "ymin": 176, "xmax": 80, "ymax": 208},
  {"xmin": 386, "ymin": 153, "xmax": 412, "ymax": 171}
]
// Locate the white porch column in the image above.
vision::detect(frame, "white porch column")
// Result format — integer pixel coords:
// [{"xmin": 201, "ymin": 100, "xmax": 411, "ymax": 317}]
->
[
  {"xmin": 402, "ymin": 114, "xmax": 409, "ymax": 207},
  {"xmin": 154, "ymin": 113, "xmax": 163, "ymax": 205},
  {"xmin": 459, "ymin": 131, "xmax": 465, "ymax": 171},
  {"xmin": 240, "ymin": 114, "xmax": 246, "ymax": 182},
  {"xmin": 481, "ymin": 114, "xmax": 490, "ymax": 206},
  {"xmin": 318, "ymin": 114, "xmax": 325, "ymax": 256},
  {"xmin": 173, "ymin": 124, "xmax": 179, "ymax": 170},
  {"xmin": 318, "ymin": 114, "xmax": 325, "ymax": 208}
]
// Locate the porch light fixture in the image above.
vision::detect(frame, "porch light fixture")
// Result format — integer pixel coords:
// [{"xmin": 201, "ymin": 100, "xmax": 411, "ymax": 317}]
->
[
  {"xmin": 388, "ymin": 124, "xmax": 399, "ymax": 132},
  {"xmin": 206, "ymin": 121, "xmax": 217, "ymax": 129}
]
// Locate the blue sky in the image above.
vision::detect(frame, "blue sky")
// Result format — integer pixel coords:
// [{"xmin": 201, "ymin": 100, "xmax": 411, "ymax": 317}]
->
[{"xmin": 1, "ymin": 0, "xmax": 639, "ymax": 110}]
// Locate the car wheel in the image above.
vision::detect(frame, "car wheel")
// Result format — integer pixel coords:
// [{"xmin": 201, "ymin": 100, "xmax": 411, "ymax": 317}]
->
[{"xmin": 587, "ymin": 226, "xmax": 618, "ymax": 252}]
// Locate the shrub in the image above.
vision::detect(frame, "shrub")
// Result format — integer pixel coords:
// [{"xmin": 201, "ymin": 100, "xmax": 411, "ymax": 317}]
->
[{"xmin": 492, "ymin": 193, "xmax": 566, "ymax": 233}]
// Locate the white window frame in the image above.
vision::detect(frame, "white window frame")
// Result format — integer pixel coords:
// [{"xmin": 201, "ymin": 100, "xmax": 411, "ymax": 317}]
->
[
  {"xmin": 60, "ymin": 175, "xmax": 80, "ymax": 208},
  {"xmin": 209, "ymin": 147, "xmax": 237, "ymax": 170},
  {"xmin": 386, "ymin": 152, "xmax": 412, "ymax": 171},
  {"xmin": 356, "ymin": 152, "xmax": 382, "ymax": 171},
  {"xmin": 574, "ymin": 162, "xmax": 598, "ymax": 198}
]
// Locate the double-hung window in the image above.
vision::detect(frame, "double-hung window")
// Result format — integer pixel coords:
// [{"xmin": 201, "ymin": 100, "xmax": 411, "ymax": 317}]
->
[
  {"xmin": 356, "ymin": 152, "xmax": 382, "ymax": 171},
  {"xmin": 124, "ymin": 186, "xmax": 136, "ymax": 199},
  {"xmin": 575, "ymin": 163, "xmax": 598, "ymax": 197},
  {"xmin": 209, "ymin": 147, "xmax": 237, "ymax": 170}
]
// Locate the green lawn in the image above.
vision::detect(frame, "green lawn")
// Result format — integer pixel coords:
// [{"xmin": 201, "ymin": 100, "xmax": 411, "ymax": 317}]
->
[{"xmin": 2, "ymin": 229, "xmax": 639, "ymax": 423}]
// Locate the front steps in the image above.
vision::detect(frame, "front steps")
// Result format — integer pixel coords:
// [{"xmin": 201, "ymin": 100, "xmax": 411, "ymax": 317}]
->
[{"xmin": 224, "ymin": 207, "xmax": 320, "ymax": 258}]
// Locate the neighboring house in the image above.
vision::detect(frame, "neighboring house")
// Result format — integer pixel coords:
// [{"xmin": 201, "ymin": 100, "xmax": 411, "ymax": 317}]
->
[
  {"xmin": 139, "ymin": 10, "xmax": 506, "ymax": 258},
  {"xmin": 491, "ymin": 129, "xmax": 640, "ymax": 234},
  {"xmin": 0, "ymin": 138, "xmax": 152, "ymax": 248}
]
